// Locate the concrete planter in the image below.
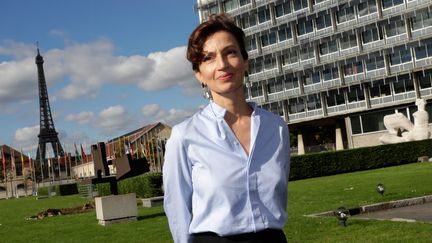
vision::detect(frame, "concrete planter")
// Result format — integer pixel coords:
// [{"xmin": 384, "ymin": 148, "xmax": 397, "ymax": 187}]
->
[{"xmin": 95, "ymin": 193, "xmax": 137, "ymax": 225}]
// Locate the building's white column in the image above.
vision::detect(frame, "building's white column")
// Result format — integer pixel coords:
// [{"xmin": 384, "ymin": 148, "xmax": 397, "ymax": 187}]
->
[
  {"xmin": 297, "ymin": 132, "xmax": 305, "ymax": 155},
  {"xmin": 335, "ymin": 125, "xmax": 344, "ymax": 150}
]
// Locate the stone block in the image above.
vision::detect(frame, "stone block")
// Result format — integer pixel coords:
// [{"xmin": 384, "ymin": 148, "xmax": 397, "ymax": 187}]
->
[
  {"xmin": 95, "ymin": 193, "xmax": 137, "ymax": 225},
  {"xmin": 141, "ymin": 196, "xmax": 164, "ymax": 208}
]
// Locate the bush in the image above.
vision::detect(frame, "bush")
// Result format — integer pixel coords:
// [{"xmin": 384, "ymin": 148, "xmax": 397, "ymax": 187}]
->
[
  {"xmin": 37, "ymin": 186, "xmax": 56, "ymax": 197},
  {"xmin": 289, "ymin": 139, "xmax": 432, "ymax": 180},
  {"xmin": 96, "ymin": 173, "xmax": 163, "ymax": 198}
]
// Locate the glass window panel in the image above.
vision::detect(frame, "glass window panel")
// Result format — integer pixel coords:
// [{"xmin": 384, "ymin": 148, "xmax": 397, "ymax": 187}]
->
[
  {"xmin": 294, "ymin": 0, "xmax": 308, "ymax": 11},
  {"xmin": 351, "ymin": 115, "xmax": 362, "ymax": 134},
  {"xmin": 347, "ymin": 85, "xmax": 365, "ymax": 102},
  {"xmin": 418, "ymin": 71, "xmax": 432, "ymax": 89}
]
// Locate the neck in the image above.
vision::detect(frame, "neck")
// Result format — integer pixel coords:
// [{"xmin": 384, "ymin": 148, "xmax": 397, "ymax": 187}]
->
[{"xmin": 213, "ymin": 94, "xmax": 252, "ymax": 122}]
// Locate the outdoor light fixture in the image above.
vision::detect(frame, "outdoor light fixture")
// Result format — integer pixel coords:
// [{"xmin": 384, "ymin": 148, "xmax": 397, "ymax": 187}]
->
[
  {"xmin": 376, "ymin": 183, "xmax": 385, "ymax": 196},
  {"xmin": 334, "ymin": 207, "xmax": 349, "ymax": 227}
]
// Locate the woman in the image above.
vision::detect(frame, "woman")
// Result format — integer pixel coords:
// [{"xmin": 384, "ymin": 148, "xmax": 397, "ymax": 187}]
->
[{"xmin": 163, "ymin": 14, "xmax": 290, "ymax": 243}]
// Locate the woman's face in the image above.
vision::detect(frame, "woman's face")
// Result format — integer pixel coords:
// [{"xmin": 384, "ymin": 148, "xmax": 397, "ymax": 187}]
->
[{"xmin": 195, "ymin": 31, "xmax": 248, "ymax": 100}]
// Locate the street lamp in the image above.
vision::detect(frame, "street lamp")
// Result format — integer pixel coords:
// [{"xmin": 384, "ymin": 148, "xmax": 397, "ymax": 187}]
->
[
  {"xmin": 376, "ymin": 183, "xmax": 385, "ymax": 196},
  {"xmin": 334, "ymin": 206, "xmax": 349, "ymax": 227}
]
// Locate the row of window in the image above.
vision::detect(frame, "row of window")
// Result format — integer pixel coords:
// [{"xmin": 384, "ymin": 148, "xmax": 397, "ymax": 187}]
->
[
  {"xmin": 351, "ymin": 101, "xmax": 432, "ymax": 134},
  {"xmin": 248, "ymin": 41, "xmax": 432, "ymax": 76},
  {"xmin": 249, "ymin": 69, "xmax": 432, "ymax": 113},
  {"xmin": 246, "ymin": 7, "xmax": 431, "ymax": 55},
  {"xmin": 203, "ymin": 0, "xmax": 410, "ymax": 21}
]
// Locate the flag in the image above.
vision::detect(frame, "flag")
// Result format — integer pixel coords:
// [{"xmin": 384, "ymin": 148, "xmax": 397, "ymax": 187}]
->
[
  {"xmin": 20, "ymin": 149, "xmax": 25, "ymax": 175},
  {"xmin": 2, "ymin": 148, "xmax": 6, "ymax": 173},
  {"xmin": 11, "ymin": 149, "xmax": 16, "ymax": 172},
  {"xmin": 74, "ymin": 143, "xmax": 81, "ymax": 162},
  {"xmin": 80, "ymin": 144, "xmax": 87, "ymax": 163},
  {"xmin": 28, "ymin": 153, "xmax": 33, "ymax": 170}
]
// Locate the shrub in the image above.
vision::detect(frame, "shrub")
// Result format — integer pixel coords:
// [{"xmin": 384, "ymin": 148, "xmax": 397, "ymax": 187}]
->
[
  {"xmin": 289, "ymin": 139, "xmax": 432, "ymax": 180},
  {"xmin": 96, "ymin": 173, "xmax": 163, "ymax": 198}
]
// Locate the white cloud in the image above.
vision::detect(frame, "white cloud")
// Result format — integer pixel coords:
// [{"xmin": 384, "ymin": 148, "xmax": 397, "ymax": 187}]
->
[
  {"xmin": 141, "ymin": 103, "xmax": 198, "ymax": 126},
  {"xmin": 0, "ymin": 39, "xmax": 198, "ymax": 104},
  {"xmin": 14, "ymin": 125, "xmax": 39, "ymax": 151},
  {"xmin": 95, "ymin": 105, "xmax": 132, "ymax": 135},
  {"xmin": 65, "ymin": 111, "xmax": 94, "ymax": 124}
]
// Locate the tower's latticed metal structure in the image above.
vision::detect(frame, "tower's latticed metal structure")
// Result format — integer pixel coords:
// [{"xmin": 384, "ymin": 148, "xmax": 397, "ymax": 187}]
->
[{"xmin": 35, "ymin": 49, "xmax": 64, "ymax": 161}]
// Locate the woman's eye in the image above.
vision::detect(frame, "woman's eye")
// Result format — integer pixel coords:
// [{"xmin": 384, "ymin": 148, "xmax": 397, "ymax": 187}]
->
[{"xmin": 202, "ymin": 55, "xmax": 214, "ymax": 62}]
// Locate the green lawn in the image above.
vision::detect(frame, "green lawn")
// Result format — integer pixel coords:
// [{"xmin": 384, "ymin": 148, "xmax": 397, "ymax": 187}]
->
[{"xmin": 0, "ymin": 162, "xmax": 431, "ymax": 242}]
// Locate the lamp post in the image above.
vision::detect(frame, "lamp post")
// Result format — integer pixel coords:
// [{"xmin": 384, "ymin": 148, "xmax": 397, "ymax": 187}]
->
[
  {"xmin": 334, "ymin": 207, "xmax": 349, "ymax": 227},
  {"xmin": 376, "ymin": 183, "xmax": 385, "ymax": 196}
]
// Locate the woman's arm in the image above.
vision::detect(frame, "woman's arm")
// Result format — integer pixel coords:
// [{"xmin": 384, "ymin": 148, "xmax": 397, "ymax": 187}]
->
[{"xmin": 163, "ymin": 126, "xmax": 193, "ymax": 243}]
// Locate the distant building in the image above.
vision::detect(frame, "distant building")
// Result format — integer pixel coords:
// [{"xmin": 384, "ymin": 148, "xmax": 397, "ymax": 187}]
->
[
  {"xmin": 71, "ymin": 122, "xmax": 171, "ymax": 178},
  {"xmin": 0, "ymin": 144, "xmax": 33, "ymax": 199},
  {"xmin": 195, "ymin": 0, "xmax": 432, "ymax": 154}
]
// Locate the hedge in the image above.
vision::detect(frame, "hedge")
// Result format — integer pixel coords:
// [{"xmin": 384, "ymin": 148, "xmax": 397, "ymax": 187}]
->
[
  {"xmin": 289, "ymin": 139, "xmax": 432, "ymax": 180},
  {"xmin": 55, "ymin": 183, "xmax": 79, "ymax": 196},
  {"xmin": 96, "ymin": 173, "xmax": 162, "ymax": 198}
]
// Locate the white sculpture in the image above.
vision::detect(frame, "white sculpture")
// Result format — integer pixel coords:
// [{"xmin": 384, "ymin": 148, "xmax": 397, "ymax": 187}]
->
[{"xmin": 379, "ymin": 99, "xmax": 431, "ymax": 144}]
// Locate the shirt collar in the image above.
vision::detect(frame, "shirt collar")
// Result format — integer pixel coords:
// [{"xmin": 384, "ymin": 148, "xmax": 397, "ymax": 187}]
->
[{"xmin": 208, "ymin": 101, "xmax": 258, "ymax": 119}]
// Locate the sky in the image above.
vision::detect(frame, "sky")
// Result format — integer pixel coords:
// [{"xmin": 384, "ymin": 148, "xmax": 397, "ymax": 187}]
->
[{"xmin": 0, "ymin": 0, "xmax": 205, "ymax": 156}]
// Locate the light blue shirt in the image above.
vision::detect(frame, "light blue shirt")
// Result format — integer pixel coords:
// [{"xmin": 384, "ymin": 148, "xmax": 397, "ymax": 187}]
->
[{"xmin": 163, "ymin": 102, "xmax": 290, "ymax": 243}]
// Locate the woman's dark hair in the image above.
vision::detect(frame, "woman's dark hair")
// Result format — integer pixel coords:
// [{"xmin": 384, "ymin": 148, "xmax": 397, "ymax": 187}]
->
[{"xmin": 187, "ymin": 14, "xmax": 248, "ymax": 72}]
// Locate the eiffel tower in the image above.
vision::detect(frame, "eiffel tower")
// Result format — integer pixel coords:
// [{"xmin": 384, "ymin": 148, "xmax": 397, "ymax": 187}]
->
[{"xmin": 35, "ymin": 48, "xmax": 64, "ymax": 161}]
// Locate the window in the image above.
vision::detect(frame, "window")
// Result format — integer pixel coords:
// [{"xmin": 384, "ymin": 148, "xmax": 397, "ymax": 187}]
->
[
  {"xmin": 293, "ymin": 0, "xmax": 308, "ymax": 11},
  {"xmin": 365, "ymin": 55, "xmax": 385, "ymax": 71},
  {"xmin": 284, "ymin": 75, "xmax": 299, "ymax": 89},
  {"xmin": 281, "ymin": 50, "xmax": 299, "ymax": 65},
  {"xmin": 250, "ymin": 81, "xmax": 263, "ymax": 97},
  {"xmin": 351, "ymin": 115, "xmax": 362, "ymax": 134},
  {"xmin": 323, "ymin": 66, "xmax": 339, "ymax": 81},
  {"xmin": 417, "ymin": 70, "xmax": 432, "ymax": 89},
  {"xmin": 245, "ymin": 36, "xmax": 257, "ymax": 52},
  {"xmin": 344, "ymin": 60, "xmax": 364, "ymax": 76},
  {"xmin": 319, "ymin": 39, "xmax": 338, "ymax": 55},
  {"xmin": 337, "ymin": 4, "xmax": 355, "ymax": 23},
  {"xmin": 201, "ymin": 4, "xmax": 219, "ymax": 20},
  {"xmin": 357, "ymin": 0, "xmax": 377, "ymax": 17},
  {"xmin": 392, "ymin": 75, "xmax": 414, "ymax": 94},
  {"xmin": 275, "ymin": 1, "xmax": 292, "ymax": 17},
  {"xmin": 258, "ymin": 7, "xmax": 271, "ymax": 24},
  {"xmin": 326, "ymin": 89, "xmax": 346, "ymax": 107},
  {"xmin": 304, "ymin": 71, "xmax": 321, "ymax": 85},
  {"xmin": 340, "ymin": 32, "xmax": 358, "ymax": 49},
  {"xmin": 347, "ymin": 85, "xmax": 365, "ymax": 103},
  {"xmin": 267, "ymin": 77, "xmax": 284, "ymax": 94},
  {"xmin": 289, "ymin": 98, "xmax": 305, "ymax": 113},
  {"xmin": 411, "ymin": 8, "xmax": 432, "ymax": 30},
  {"xmin": 261, "ymin": 31, "xmax": 277, "ymax": 47},
  {"xmin": 249, "ymin": 58, "xmax": 263, "ymax": 74},
  {"xmin": 223, "ymin": 0, "xmax": 238, "ymax": 12},
  {"xmin": 362, "ymin": 26, "xmax": 383, "ymax": 43},
  {"xmin": 390, "ymin": 46, "xmax": 412, "ymax": 65},
  {"xmin": 278, "ymin": 25, "xmax": 292, "ymax": 41},
  {"xmin": 382, "ymin": 0, "xmax": 404, "ymax": 9},
  {"xmin": 316, "ymin": 13, "xmax": 332, "ymax": 30},
  {"xmin": 297, "ymin": 18, "xmax": 314, "ymax": 35},
  {"xmin": 307, "ymin": 94, "xmax": 322, "ymax": 110},
  {"xmin": 241, "ymin": 13, "xmax": 257, "ymax": 29},
  {"xmin": 262, "ymin": 102, "xmax": 284, "ymax": 116},
  {"xmin": 264, "ymin": 55, "xmax": 276, "ymax": 70},
  {"xmin": 415, "ymin": 43, "xmax": 432, "ymax": 59},
  {"xmin": 385, "ymin": 18, "xmax": 406, "ymax": 37},
  {"xmin": 369, "ymin": 79, "xmax": 391, "ymax": 98},
  {"xmin": 239, "ymin": 0, "xmax": 251, "ymax": 6},
  {"xmin": 300, "ymin": 46, "xmax": 315, "ymax": 60},
  {"xmin": 361, "ymin": 109, "xmax": 395, "ymax": 132}
]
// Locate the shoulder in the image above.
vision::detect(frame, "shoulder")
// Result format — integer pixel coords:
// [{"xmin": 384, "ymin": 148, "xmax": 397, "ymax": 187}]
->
[{"xmin": 169, "ymin": 107, "xmax": 207, "ymax": 139}]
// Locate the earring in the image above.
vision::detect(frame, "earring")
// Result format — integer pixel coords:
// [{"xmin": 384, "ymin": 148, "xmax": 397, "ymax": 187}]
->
[{"xmin": 201, "ymin": 83, "xmax": 212, "ymax": 100}]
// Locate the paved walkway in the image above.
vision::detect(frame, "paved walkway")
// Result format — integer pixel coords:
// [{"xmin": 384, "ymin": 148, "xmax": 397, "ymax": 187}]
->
[{"xmin": 354, "ymin": 202, "xmax": 432, "ymax": 223}]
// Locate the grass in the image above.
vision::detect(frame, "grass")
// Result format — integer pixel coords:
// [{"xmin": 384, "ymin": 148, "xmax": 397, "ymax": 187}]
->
[{"xmin": 0, "ymin": 162, "xmax": 431, "ymax": 242}]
